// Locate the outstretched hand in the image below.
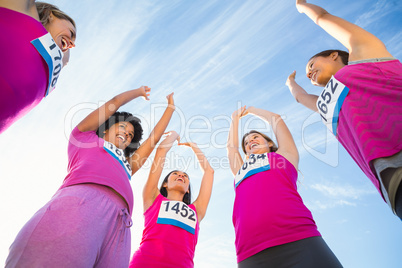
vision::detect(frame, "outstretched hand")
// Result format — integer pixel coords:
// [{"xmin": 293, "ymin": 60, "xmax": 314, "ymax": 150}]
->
[
  {"xmin": 295, "ymin": 0, "xmax": 307, "ymax": 11},
  {"xmin": 158, "ymin": 131, "xmax": 180, "ymax": 150},
  {"xmin": 139, "ymin": 86, "xmax": 151, "ymax": 100},
  {"xmin": 166, "ymin": 92, "xmax": 175, "ymax": 110},
  {"xmin": 232, "ymin": 106, "xmax": 248, "ymax": 120},
  {"xmin": 285, "ymin": 71, "xmax": 297, "ymax": 87},
  {"xmin": 178, "ymin": 141, "xmax": 197, "ymax": 148}
]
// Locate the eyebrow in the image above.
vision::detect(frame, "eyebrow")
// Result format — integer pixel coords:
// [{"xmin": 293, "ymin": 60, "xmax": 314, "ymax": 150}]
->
[{"xmin": 120, "ymin": 123, "xmax": 134, "ymax": 135}]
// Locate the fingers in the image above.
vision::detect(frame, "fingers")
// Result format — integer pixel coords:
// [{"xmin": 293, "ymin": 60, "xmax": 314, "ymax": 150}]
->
[
  {"xmin": 166, "ymin": 92, "xmax": 174, "ymax": 99},
  {"xmin": 286, "ymin": 71, "xmax": 297, "ymax": 86},
  {"xmin": 178, "ymin": 142, "xmax": 196, "ymax": 147},
  {"xmin": 140, "ymin": 86, "xmax": 151, "ymax": 100}
]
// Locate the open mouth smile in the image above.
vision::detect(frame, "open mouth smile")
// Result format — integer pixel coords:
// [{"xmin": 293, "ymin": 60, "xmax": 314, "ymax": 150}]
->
[{"xmin": 116, "ymin": 134, "xmax": 126, "ymax": 143}]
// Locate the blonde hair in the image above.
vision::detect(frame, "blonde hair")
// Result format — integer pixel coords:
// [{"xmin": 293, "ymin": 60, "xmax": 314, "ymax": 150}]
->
[{"xmin": 36, "ymin": 2, "xmax": 76, "ymax": 39}]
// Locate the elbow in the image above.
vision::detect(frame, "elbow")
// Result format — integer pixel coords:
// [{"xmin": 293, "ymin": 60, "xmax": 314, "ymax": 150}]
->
[
  {"xmin": 315, "ymin": 11, "xmax": 330, "ymax": 25},
  {"xmin": 204, "ymin": 166, "xmax": 215, "ymax": 175},
  {"xmin": 272, "ymin": 113, "xmax": 282, "ymax": 121}
]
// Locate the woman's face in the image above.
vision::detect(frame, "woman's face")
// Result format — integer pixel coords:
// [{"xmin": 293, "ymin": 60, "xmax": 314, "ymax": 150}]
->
[
  {"xmin": 45, "ymin": 15, "xmax": 76, "ymax": 66},
  {"xmin": 305, "ymin": 54, "xmax": 343, "ymax": 87},
  {"xmin": 165, "ymin": 171, "xmax": 190, "ymax": 194},
  {"xmin": 244, "ymin": 133, "xmax": 272, "ymax": 155},
  {"xmin": 103, "ymin": 122, "xmax": 134, "ymax": 150}
]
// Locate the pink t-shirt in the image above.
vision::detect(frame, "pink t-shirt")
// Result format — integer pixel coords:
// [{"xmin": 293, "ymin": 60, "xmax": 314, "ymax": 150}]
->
[
  {"xmin": 0, "ymin": 7, "xmax": 50, "ymax": 134},
  {"xmin": 130, "ymin": 194, "xmax": 200, "ymax": 268},
  {"xmin": 60, "ymin": 127, "xmax": 134, "ymax": 213},
  {"xmin": 335, "ymin": 60, "xmax": 402, "ymax": 194},
  {"xmin": 233, "ymin": 152, "xmax": 320, "ymax": 263}
]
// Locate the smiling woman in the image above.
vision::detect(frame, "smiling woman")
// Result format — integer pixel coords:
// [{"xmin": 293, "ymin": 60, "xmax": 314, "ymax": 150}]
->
[
  {"xmin": 129, "ymin": 131, "xmax": 214, "ymax": 268},
  {"xmin": 227, "ymin": 105, "xmax": 342, "ymax": 267},
  {"xmin": 5, "ymin": 87, "xmax": 176, "ymax": 267},
  {"xmin": 0, "ymin": 0, "xmax": 76, "ymax": 134},
  {"xmin": 285, "ymin": 0, "xmax": 402, "ymax": 220}
]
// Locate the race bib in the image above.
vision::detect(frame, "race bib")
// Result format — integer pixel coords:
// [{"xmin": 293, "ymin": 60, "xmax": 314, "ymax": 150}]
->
[
  {"xmin": 157, "ymin": 200, "xmax": 197, "ymax": 234},
  {"xmin": 103, "ymin": 141, "xmax": 132, "ymax": 180},
  {"xmin": 316, "ymin": 76, "xmax": 350, "ymax": 136},
  {"xmin": 234, "ymin": 153, "xmax": 270, "ymax": 188},
  {"xmin": 31, "ymin": 33, "xmax": 63, "ymax": 97}
]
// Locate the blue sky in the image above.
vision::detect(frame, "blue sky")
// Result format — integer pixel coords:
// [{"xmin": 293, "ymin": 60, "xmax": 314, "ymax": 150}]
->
[{"xmin": 1, "ymin": 0, "xmax": 402, "ymax": 267}]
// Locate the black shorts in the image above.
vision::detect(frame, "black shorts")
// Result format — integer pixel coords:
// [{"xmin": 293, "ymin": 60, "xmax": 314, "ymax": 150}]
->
[{"xmin": 238, "ymin": 236, "xmax": 343, "ymax": 268}]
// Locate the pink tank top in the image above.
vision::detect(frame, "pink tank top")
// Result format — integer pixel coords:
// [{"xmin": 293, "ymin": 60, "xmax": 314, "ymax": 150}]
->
[
  {"xmin": 0, "ymin": 8, "xmax": 52, "ymax": 133},
  {"xmin": 60, "ymin": 127, "xmax": 134, "ymax": 213},
  {"xmin": 335, "ymin": 60, "xmax": 402, "ymax": 194},
  {"xmin": 130, "ymin": 194, "xmax": 200, "ymax": 268},
  {"xmin": 233, "ymin": 152, "xmax": 320, "ymax": 263}
]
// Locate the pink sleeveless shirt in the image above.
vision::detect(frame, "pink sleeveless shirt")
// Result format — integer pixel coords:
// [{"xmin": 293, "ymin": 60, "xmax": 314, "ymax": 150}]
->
[
  {"xmin": 335, "ymin": 60, "xmax": 402, "ymax": 195},
  {"xmin": 233, "ymin": 152, "xmax": 320, "ymax": 263},
  {"xmin": 60, "ymin": 127, "xmax": 134, "ymax": 213},
  {"xmin": 130, "ymin": 194, "xmax": 200, "ymax": 268},
  {"xmin": 0, "ymin": 8, "xmax": 51, "ymax": 133}
]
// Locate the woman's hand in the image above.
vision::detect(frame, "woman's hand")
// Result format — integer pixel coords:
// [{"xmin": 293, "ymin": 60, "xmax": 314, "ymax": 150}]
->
[
  {"xmin": 231, "ymin": 106, "xmax": 248, "ymax": 120},
  {"xmin": 138, "ymin": 86, "xmax": 151, "ymax": 100},
  {"xmin": 295, "ymin": 0, "xmax": 307, "ymax": 13},
  {"xmin": 178, "ymin": 141, "xmax": 197, "ymax": 148},
  {"xmin": 166, "ymin": 92, "xmax": 175, "ymax": 110},
  {"xmin": 158, "ymin": 131, "xmax": 180, "ymax": 151},
  {"xmin": 286, "ymin": 71, "xmax": 297, "ymax": 87}
]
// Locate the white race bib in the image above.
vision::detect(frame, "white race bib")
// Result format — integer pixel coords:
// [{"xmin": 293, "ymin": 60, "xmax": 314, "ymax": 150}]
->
[
  {"xmin": 157, "ymin": 200, "xmax": 197, "ymax": 234},
  {"xmin": 103, "ymin": 141, "xmax": 132, "ymax": 180},
  {"xmin": 234, "ymin": 153, "xmax": 270, "ymax": 188},
  {"xmin": 31, "ymin": 33, "xmax": 63, "ymax": 97},
  {"xmin": 316, "ymin": 76, "xmax": 350, "ymax": 136}
]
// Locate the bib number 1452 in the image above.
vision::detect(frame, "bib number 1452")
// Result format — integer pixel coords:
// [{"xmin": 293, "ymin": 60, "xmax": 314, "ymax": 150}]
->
[{"xmin": 157, "ymin": 200, "xmax": 197, "ymax": 234}]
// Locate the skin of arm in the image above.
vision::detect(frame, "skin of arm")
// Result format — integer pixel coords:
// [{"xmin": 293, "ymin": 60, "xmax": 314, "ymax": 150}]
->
[
  {"xmin": 77, "ymin": 86, "xmax": 150, "ymax": 133},
  {"xmin": 0, "ymin": 0, "xmax": 39, "ymax": 19},
  {"xmin": 181, "ymin": 142, "xmax": 214, "ymax": 222},
  {"xmin": 295, "ymin": 0, "xmax": 392, "ymax": 61},
  {"xmin": 142, "ymin": 131, "xmax": 180, "ymax": 212},
  {"xmin": 129, "ymin": 93, "xmax": 175, "ymax": 174},
  {"xmin": 286, "ymin": 70, "xmax": 318, "ymax": 112},
  {"xmin": 243, "ymin": 106, "xmax": 299, "ymax": 169},
  {"xmin": 227, "ymin": 106, "xmax": 247, "ymax": 175}
]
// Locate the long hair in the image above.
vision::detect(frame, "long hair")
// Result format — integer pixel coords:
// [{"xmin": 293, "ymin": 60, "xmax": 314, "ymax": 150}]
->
[
  {"xmin": 241, "ymin": 130, "xmax": 278, "ymax": 154},
  {"xmin": 160, "ymin": 170, "xmax": 192, "ymax": 205},
  {"xmin": 96, "ymin": 112, "xmax": 143, "ymax": 157},
  {"xmin": 36, "ymin": 1, "xmax": 76, "ymax": 38}
]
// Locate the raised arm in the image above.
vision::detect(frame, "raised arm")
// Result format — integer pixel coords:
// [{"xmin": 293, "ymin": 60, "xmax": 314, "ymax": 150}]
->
[
  {"xmin": 286, "ymin": 71, "xmax": 318, "ymax": 112},
  {"xmin": 180, "ymin": 142, "xmax": 214, "ymax": 222},
  {"xmin": 77, "ymin": 86, "xmax": 150, "ymax": 132},
  {"xmin": 295, "ymin": 0, "xmax": 392, "ymax": 61},
  {"xmin": 227, "ymin": 106, "xmax": 246, "ymax": 176},
  {"xmin": 129, "ymin": 93, "xmax": 175, "ymax": 174},
  {"xmin": 142, "ymin": 131, "xmax": 179, "ymax": 212},
  {"xmin": 246, "ymin": 106, "xmax": 299, "ymax": 169},
  {"xmin": 0, "ymin": 0, "xmax": 39, "ymax": 19}
]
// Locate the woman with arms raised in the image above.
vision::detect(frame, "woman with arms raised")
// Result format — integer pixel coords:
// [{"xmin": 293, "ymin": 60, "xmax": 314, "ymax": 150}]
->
[
  {"xmin": 227, "ymin": 105, "xmax": 342, "ymax": 267},
  {"xmin": 286, "ymin": 0, "xmax": 402, "ymax": 219},
  {"xmin": 6, "ymin": 87, "xmax": 175, "ymax": 267},
  {"xmin": 130, "ymin": 131, "xmax": 214, "ymax": 268}
]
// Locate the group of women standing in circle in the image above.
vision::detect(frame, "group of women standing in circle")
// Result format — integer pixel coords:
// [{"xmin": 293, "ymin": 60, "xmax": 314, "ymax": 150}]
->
[{"xmin": 2, "ymin": 0, "xmax": 401, "ymax": 267}]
